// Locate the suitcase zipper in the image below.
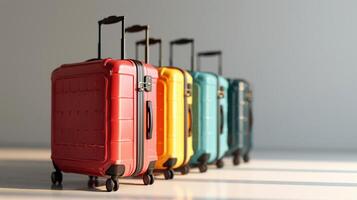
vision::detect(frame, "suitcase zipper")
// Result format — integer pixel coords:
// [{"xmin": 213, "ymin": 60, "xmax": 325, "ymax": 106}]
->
[
  {"xmin": 215, "ymin": 76, "xmax": 221, "ymax": 162},
  {"xmin": 181, "ymin": 70, "xmax": 188, "ymax": 166},
  {"xmin": 132, "ymin": 60, "xmax": 145, "ymax": 176}
]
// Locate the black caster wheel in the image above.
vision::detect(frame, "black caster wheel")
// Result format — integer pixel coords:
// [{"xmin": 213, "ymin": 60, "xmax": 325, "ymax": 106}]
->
[
  {"xmin": 106, "ymin": 178, "xmax": 114, "ymax": 192},
  {"xmin": 143, "ymin": 173, "xmax": 152, "ymax": 185},
  {"xmin": 233, "ymin": 155, "xmax": 240, "ymax": 166},
  {"xmin": 94, "ymin": 177, "xmax": 99, "ymax": 187},
  {"xmin": 51, "ymin": 172, "xmax": 56, "ymax": 184},
  {"xmin": 243, "ymin": 154, "xmax": 250, "ymax": 163},
  {"xmin": 51, "ymin": 171, "xmax": 63, "ymax": 185},
  {"xmin": 113, "ymin": 179, "xmax": 119, "ymax": 191},
  {"xmin": 88, "ymin": 176, "xmax": 99, "ymax": 188},
  {"xmin": 216, "ymin": 159, "xmax": 224, "ymax": 169},
  {"xmin": 87, "ymin": 179, "xmax": 95, "ymax": 188},
  {"xmin": 149, "ymin": 174, "xmax": 155, "ymax": 185},
  {"xmin": 164, "ymin": 169, "xmax": 174, "ymax": 180},
  {"xmin": 198, "ymin": 164, "xmax": 208, "ymax": 173},
  {"xmin": 181, "ymin": 165, "xmax": 190, "ymax": 175}
]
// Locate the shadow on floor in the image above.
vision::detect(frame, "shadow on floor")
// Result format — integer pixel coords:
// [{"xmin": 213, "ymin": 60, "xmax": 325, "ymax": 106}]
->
[
  {"xmin": 226, "ymin": 167, "xmax": 357, "ymax": 174},
  {"xmin": 0, "ymin": 189, "xmax": 284, "ymax": 200},
  {"xmin": 0, "ymin": 159, "xmax": 90, "ymax": 191},
  {"xmin": 0, "ymin": 190, "xmax": 177, "ymax": 200},
  {"xmin": 0, "ymin": 159, "xmax": 148, "ymax": 192},
  {"xmin": 251, "ymin": 151, "xmax": 357, "ymax": 163},
  {"xmin": 172, "ymin": 177, "xmax": 357, "ymax": 187}
]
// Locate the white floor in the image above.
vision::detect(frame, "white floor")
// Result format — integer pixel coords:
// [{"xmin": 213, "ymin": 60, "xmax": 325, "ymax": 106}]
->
[{"xmin": 1, "ymin": 149, "xmax": 357, "ymax": 199}]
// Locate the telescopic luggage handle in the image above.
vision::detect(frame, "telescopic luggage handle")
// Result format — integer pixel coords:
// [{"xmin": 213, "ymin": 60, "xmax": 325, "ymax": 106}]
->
[
  {"xmin": 197, "ymin": 50, "xmax": 223, "ymax": 75},
  {"xmin": 125, "ymin": 25, "xmax": 149, "ymax": 63},
  {"xmin": 98, "ymin": 15, "xmax": 125, "ymax": 59},
  {"xmin": 136, "ymin": 38, "xmax": 162, "ymax": 66},
  {"xmin": 169, "ymin": 38, "xmax": 195, "ymax": 71}
]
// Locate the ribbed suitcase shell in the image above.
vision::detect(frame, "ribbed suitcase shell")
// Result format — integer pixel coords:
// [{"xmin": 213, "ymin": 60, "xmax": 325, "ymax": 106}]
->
[
  {"xmin": 227, "ymin": 79, "xmax": 253, "ymax": 162},
  {"xmin": 135, "ymin": 37, "xmax": 194, "ymax": 175},
  {"xmin": 190, "ymin": 72, "xmax": 218, "ymax": 164},
  {"xmin": 156, "ymin": 67, "xmax": 194, "ymax": 170},
  {"xmin": 51, "ymin": 59, "xmax": 158, "ymax": 178}
]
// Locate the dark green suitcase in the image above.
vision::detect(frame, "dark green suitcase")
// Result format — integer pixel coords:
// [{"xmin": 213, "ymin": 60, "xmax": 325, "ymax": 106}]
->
[{"xmin": 227, "ymin": 79, "xmax": 253, "ymax": 165}]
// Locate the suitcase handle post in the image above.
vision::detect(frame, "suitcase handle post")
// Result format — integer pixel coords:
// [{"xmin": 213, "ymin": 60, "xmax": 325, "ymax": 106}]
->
[
  {"xmin": 197, "ymin": 51, "xmax": 223, "ymax": 75},
  {"xmin": 98, "ymin": 15, "xmax": 125, "ymax": 59},
  {"xmin": 125, "ymin": 25, "xmax": 149, "ymax": 63},
  {"xmin": 136, "ymin": 38, "xmax": 162, "ymax": 66},
  {"xmin": 169, "ymin": 38, "xmax": 195, "ymax": 71}
]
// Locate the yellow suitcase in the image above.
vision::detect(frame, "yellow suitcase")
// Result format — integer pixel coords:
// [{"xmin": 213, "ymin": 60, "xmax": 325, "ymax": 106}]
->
[{"xmin": 136, "ymin": 38, "xmax": 194, "ymax": 180}]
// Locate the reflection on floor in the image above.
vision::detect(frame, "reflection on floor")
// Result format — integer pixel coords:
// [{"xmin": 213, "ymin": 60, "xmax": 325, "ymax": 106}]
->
[{"xmin": 1, "ymin": 148, "xmax": 357, "ymax": 199}]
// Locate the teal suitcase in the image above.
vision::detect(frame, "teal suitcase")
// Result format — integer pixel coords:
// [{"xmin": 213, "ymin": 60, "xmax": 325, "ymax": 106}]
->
[
  {"xmin": 169, "ymin": 39, "xmax": 218, "ymax": 173},
  {"xmin": 196, "ymin": 51, "xmax": 229, "ymax": 169},
  {"xmin": 227, "ymin": 79, "xmax": 253, "ymax": 165}
]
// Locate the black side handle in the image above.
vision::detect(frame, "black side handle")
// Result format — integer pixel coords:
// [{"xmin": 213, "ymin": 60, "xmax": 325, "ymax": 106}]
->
[
  {"xmin": 247, "ymin": 90, "xmax": 253, "ymax": 134},
  {"xmin": 136, "ymin": 38, "xmax": 162, "ymax": 66},
  {"xmin": 125, "ymin": 25, "xmax": 149, "ymax": 63},
  {"xmin": 146, "ymin": 101, "xmax": 153, "ymax": 139},
  {"xmin": 97, "ymin": 15, "xmax": 125, "ymax": 59},
  {"xmin": 197, "ymin": 50, "xmax": 222, "ymax": 75},
  {"xmin": 220, "ymin": 105, "xmax": 224, "ymax": 134},
  {"xmin": 169, "ymin": 38, "xmax": 195, "ymax": 71},
  {"xmin": 188, "ymin": 104, "xmax": 193, "ymax": 137}
]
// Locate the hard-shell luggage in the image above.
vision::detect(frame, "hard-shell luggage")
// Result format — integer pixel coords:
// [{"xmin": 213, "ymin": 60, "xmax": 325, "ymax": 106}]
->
[
  {"xmin": 136, "ymin": 37, "xmax": 194, "ymax": 179},
  {"xmin": 197, "ymin": 51, "xmax": 229, "ymax": 169},
  {"xmin": 227, "ymin": 79, "xmax": 253, "ymax": 165},
  {"xmin": 51, "ymin": 16, "xmax": 158, "ymax": 192},
  {"xmin": 173, "ymin": 39, "xmax": 216, "ymax": 173}
]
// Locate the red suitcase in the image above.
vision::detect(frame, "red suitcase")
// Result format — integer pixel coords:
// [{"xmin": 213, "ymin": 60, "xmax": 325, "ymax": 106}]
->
[{"xmin": 51, "ymin": 16, "xmax": 158, "ymax": 192}]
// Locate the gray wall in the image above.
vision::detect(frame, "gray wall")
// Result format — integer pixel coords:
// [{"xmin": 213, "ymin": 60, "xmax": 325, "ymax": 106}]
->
[{"xmin": 0, "ymin": 0, "xmax": 356, "ymax": 151}]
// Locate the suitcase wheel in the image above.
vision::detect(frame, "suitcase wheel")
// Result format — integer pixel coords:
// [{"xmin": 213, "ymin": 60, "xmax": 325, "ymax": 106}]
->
[
  {"xmin": 233, "ymin": 155, "xmax": 240, "ymax": 166},
  {"xmin": 149, "ymin": 174, "xmax": 154, "ymax": 185},
  {"xmin": 163, "ymin": 169, "xmax": 174, "ymax": 180},
  {"xmin": 243, "ymin": 153, "xmax": 250, "ymax": 163},
  {"xmin": 198, "ymin": 164, "xmax": 208, "ymax": 173},
  {"xmin": 143, "ymin": 173, "xmax": 155, "ymax": 185},
  {"xmin": 51, "ymin": 171, "xmax": 63, "ymax": 185},
  {"xmin": 87, "ymin": 176, "xmax": 99, "ymax": 188},
  {"xmin": 180, "ymin": 165, "xmax": 190, "ymax": 175},
  {"xmin": 106, "ymin": 177, "xmax": 119, "ymax": 192},
  {"xmin": 216, "ymin": 159, "xmax": 224, "ymax": 169}
]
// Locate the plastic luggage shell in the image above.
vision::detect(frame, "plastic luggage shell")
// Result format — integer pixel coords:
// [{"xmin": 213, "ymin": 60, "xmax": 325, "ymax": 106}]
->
[
  {"xmin": 227, "ymin": 79, "xmax": 253, "ymax": 165},
  {"xmin": 136, "ymin": 38, "xmax": 194, "ymax": 178},
  {"xmin": 191, "ymin": 50, "xmax": 229, "ymax": 171},
  {"xmin": 51, "ymin": 16, "xmax": 158, "ymax": 191}
]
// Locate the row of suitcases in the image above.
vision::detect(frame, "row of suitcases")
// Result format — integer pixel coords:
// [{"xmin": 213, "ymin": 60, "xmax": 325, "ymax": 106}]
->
[{"xmin": 50, "ymin": 15, "xmax": 253, "ymax": 192}]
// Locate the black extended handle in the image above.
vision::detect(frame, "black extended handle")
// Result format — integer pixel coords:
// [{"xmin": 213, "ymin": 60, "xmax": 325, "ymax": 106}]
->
[
  {"xmin": 98, "ymin": 15, "xmax": 125, "ymax": 59},
  {"xmin": 188, "ymin": 104, "xmax": 193, "ymax": 137},
  {"xmin": 169, "ymin": 38, "xmax": 195, "ymax": 71},
  {"xmin": 197, "ymin": 50, "xmax": 222, "ymax": 75},
  {"xmin": 146, "ymin": 101, "xmax": 153, "ymax": 139},
  {"xmin": 136, "ymin": 38, "xmax": 162, "ymax": 66},
  {"xmin": 219, "ymin": 105, "xmax": 224, "ymax": 134},
  {"xmin": 125, "ymin": 25, "xmax": 149, "ymax": 63}
]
